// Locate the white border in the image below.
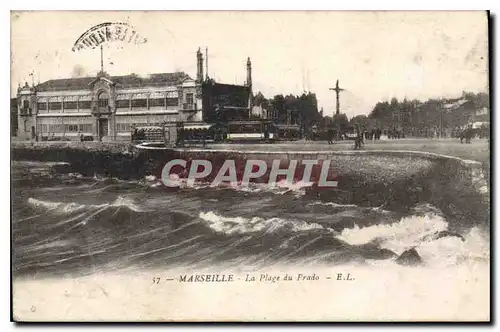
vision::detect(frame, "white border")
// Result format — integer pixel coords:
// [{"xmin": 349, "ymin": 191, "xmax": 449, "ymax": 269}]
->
[
  {"xmin": 3, "ymin": 1, "xmax": 499, "ymax": 10},
  {"xmin": 3, "ymin": 3, "xmax": 497, "ymax": 330}
]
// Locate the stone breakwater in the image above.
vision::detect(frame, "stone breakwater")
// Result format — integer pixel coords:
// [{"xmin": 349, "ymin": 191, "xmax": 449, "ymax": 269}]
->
[
  {"xmin": 10, "ymin": 141, "xmax": 473, "ymax": 183},
  {"xmin": 11, "ymin": 141, "xmax": 142, "ymax": 179}
]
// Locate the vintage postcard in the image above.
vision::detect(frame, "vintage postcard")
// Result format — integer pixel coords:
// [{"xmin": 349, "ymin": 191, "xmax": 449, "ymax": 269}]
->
[{"xmin": 11, "ymin": 11, "xmax": 490, "ymax": 322}]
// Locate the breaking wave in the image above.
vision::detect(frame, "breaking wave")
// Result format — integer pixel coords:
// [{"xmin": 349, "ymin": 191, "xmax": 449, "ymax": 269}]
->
[
  {"xmin": 27, "ymin": 196, "xmax": 147, "ymax": 214},
  {"xmin": 336, "ymin": 204, "xmax": 489, "ymax": 267},
  {"xmin": 199, "ymin": 211, "xmax": 332, "ymax": 235},
  {"xmin": 337, "ymin": 204, "xmax": 448, "ymax": 249}
]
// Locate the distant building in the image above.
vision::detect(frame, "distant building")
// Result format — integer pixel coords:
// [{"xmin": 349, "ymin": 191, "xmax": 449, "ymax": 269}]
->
[
  {"xmin": 16, "ymin": 49, "xmax": 253, "ymax": 141},
  {"xmin": 441, "ymin": 98, "xmax": 490, "ymax": 130}
]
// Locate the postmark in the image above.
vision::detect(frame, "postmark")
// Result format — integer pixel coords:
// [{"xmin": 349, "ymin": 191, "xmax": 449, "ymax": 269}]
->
[{"xmin": 72, "ymin": 22, "xmax": 147, "ymax": 52}]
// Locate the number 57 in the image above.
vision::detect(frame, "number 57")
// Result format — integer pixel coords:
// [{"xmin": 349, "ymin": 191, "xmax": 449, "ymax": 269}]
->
[{"xmin": 152, "ymin": 277, "xmax": 161, "ymax": 284}]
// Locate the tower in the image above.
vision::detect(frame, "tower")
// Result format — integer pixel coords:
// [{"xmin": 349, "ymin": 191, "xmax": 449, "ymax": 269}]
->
[
  {"xmin": 205, "ymin": 47, "xmax": 209, "ymax": 80},
  {"xmin": 246, "ymin": 57, "xmax": 252, "ymax": 87},
  {"xmin": 246, "ymin": 57, "xmax": 253, "ymax": 111},
  {"xmin": 17, "ymin": 82, "xmax": 36, "ymax": 140},
  {"xmin": 196, "ymin": 48, "xmax": 204, "ymax": 82}
]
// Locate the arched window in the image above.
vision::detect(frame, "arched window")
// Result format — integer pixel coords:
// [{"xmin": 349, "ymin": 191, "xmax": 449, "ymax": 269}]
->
[{"xmin": 98, "ymin": 91, "xmax": 109, "ymax": 108}]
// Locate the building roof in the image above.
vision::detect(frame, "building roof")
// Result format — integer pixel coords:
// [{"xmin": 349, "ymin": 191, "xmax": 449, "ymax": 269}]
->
[{"xmin": 35, "ymin": 72, "xmax": 192, "ymax": 92}]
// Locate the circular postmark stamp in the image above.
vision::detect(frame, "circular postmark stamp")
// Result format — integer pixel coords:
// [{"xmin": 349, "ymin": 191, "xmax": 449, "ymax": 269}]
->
[{"xmin": 72, "ymin": 22, "xmax": 147, "ymax": 52}]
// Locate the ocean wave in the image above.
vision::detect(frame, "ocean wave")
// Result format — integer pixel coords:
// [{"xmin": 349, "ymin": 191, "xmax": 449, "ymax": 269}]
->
[
  {"xmin": 12, "ymin": 161, "xmax": 71, "ymax": 168},
  {"xmin": 21, "ymin": 239, "xmax": 75, "ymax": 253},
  {"xmin": 470, "ymin": 167, "xmax": 490, "ymax": 195},
  {"xmin": 336, "ymin": 204, "xmax": 489, "ymax": 266},
  {"xmin": 157, "ymin": 177, "xmax": 311, "ymax": 197},
  {"xmin": 337, "ymin": 208, "xmax": 447, "ymax": 250},
  {"xmin": 308, "ymin": 201, "xmax": 359, "ymax": 208},
  {"xmin": 232, "ymin": 180, "xmax": 310, "ymax": 197},
  {"xmin": 199, "ymin": 211, "xmax": 333, "ymax": 235},
  {"xmin": 27, "ymin": 196, "xmax": 147, "ymax": 215},
  {"xmin": 110, "ymin": 196, "xmax": 147, "ymax": 212},
  {"xmin": 307, "ymin": 201, "xmax": 391, "ymax": 215},
  {"xmin": 417, "ymin": 227, "xmax": 490, "ymax": 266},
  {"xmin": 27, "ymin": 197, "xmax": 94, "ymax": 214}
]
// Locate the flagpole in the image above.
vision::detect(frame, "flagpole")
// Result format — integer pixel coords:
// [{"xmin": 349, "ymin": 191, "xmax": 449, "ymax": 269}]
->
[{"xmin": 100, "ymin": 45, "xmax": 104, "ymax": 73}]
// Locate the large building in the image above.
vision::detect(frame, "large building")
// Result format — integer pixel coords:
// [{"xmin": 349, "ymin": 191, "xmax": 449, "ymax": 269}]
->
[
  {"xmin": 11, "ymin": 98, "xmax": 18, "ymax": 136},
  {"xmin": 15, "ymin": 48, "xmax": 253, "ymax": 141}
]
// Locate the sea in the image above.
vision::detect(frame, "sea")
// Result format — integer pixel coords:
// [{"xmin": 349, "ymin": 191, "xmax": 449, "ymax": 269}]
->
[{"xmin": 12, "ymin": 151, "xmax": 490, "ymax": 278}]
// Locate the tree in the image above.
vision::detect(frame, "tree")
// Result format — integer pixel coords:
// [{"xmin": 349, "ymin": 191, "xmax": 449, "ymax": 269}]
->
[
  {"xmin": 270, "ymin": 94, "xmax": 286, "ymax": 123},
  {"xmin": 366, "ymin": 91, "xmax": 489, "ymax": 137},
  {"xmin": 253, "ymin": 91, "xmax": 269, "ymax": 110},
  {"xmin": 350, "ymin": 114, "xmax": 369, "ymax": 129}
]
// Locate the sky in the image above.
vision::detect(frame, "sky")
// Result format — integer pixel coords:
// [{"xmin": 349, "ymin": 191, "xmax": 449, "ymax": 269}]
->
[{"xmin": 11, "ymin": 11, "xmax": 489, "ymax": 117}]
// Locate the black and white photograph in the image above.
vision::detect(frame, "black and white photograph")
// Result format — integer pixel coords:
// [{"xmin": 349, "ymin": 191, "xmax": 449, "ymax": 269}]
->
[{"xmin": 10, "ymin": 10, "xmax": 490, "ymax": 322}]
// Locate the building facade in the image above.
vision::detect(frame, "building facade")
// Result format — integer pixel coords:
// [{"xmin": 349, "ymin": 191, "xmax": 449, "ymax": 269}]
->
[
  {"xmin": 16, "ymin": 48, "xmax": 253, "ymax": 141},
  {"xmin": 11, "ymin": 98, "xmax": 18, "ymax": 136}
]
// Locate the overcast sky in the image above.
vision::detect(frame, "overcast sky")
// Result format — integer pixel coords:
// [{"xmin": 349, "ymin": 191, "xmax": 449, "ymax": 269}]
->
[{"xmin": 11, "ymin": 11, "xmax": 489, "ymax": 117}]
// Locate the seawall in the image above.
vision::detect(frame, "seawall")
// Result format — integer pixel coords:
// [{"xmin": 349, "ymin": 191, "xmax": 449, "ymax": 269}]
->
[{"xmin": 11, "ymin": 141, "xmax": 143, "ymax": 179}]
